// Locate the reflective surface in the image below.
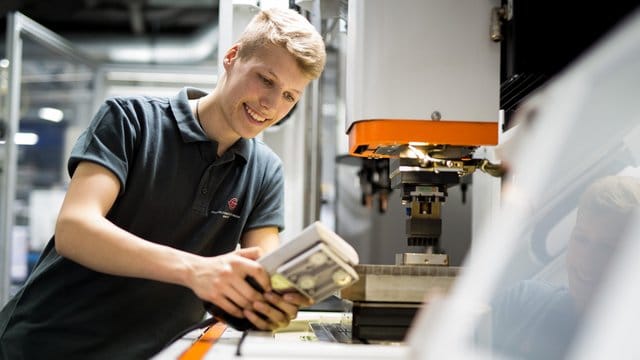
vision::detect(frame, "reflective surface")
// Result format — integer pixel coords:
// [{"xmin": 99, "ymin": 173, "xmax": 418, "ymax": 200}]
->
[
  {"xmin": 410, "ymin": 8, "xmax": 640, "ymax": 360},
  {"xmin": 485, "ymin": 175, "xmax": 640, "ymax": 360},
  {"xmin": 477, "ymin": 11, "xmax": 640, "ymax": 359}
]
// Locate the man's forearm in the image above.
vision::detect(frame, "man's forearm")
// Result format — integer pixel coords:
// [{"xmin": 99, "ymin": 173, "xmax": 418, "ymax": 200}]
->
[{"xmin": 55, "ymin": 213, "xmax": 199, "ymax": 288}]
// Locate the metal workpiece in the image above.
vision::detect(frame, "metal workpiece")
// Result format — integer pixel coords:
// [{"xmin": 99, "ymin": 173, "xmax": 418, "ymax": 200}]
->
[
  {"xmin": 351, "ymin": 301, "xmax": 420, "ymax": 342},
  {"xmin": 396, "ymin": 253, "xmax": 449, "ymax": 266},
  {"xmin": 387, "ymin": 149, "xmax": 504, "ymax": 250},
  {"xmin": 404, "ymin": 195, "xmax": 444, "ymax": 248},
  {"xmin": 351, "ymin": 263, "xmax": 460, "ymax": 276},
  {"xmin": 390, "ymin": 163, "xmax": 460, "ymax": 189},
  {"xmin": 340, "ymin": 264, "xmax": 460, "ymax": 303},
  {"xmin": 340, "ymin": 263, "xmax": 460, "ymax": 343},
  {"xmin": 404, "ymin": 217, "xmax": 442, "ymax": 248},
  {"xmin": 389, "ymin": 148, "xmax": 503, "ymax": 185}
]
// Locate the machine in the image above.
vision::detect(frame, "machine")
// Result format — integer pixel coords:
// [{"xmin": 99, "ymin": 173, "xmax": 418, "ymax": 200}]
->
[
  {"xmin": 340, "ymin": 0, "xmax": 504, "ymax": 341},
  {"xmin": 350, "ymin": 122, "xmax": 503, "ymax": 259},
  {"xmin": 155, "ymin": 1, "xmax": 640, "ymax": 358}
]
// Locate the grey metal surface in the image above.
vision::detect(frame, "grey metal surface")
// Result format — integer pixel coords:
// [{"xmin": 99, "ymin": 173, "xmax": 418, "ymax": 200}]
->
[
  {"xmin": 354, "ymin": 264, "xmax": 460, "ymax": 276},
  {"xmin": 341, "ymin": 264, "xmax": 460, "ymax": 302},
  {"xmin": 396, "ymin": 253, "xmax": 449, "ymax": 266}
]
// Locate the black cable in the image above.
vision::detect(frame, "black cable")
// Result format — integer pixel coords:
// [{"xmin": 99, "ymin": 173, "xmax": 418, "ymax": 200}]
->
[{"xmin": 235, "ymin": 330, "xmax": 249, "ymax": 356}]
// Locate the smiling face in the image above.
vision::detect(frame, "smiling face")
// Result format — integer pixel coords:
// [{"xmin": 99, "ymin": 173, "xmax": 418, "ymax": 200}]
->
[
  {"xmin": 564, "ymin": 176, "xmax": 640, "ymax": 312},
  {"xmin": 217, "ymin": 43, "xmax": 310, "ymax": 141},
  {"xmin": 566, "ymin": 212, "xmax": 625, "ymax": 311}
]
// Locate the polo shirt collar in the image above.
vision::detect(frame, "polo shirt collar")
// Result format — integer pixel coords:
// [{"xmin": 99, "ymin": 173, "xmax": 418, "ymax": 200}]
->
[{"xmin": 170, "ymin": 87, "xmax": 250, "ymax": 163}]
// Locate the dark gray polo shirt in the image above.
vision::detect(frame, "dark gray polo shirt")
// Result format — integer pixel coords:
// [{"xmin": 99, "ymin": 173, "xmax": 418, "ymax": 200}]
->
[{"xmin": 0, "ymin": 87, "xmax": 285, "ymax": 359}]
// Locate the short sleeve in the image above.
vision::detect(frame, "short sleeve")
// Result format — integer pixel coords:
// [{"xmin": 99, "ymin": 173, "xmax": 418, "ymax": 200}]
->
[
  {"xmin": 68, "ymin": 98, "xmax": 140, "ymax": 194},
  {"xmin": 245, "ymin": 158, "xmax": 285, "ymax": 232}
]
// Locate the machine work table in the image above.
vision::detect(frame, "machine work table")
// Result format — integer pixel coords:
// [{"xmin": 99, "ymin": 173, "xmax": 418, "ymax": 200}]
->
[{"xmin": 153, "ymin": 311, "xmax": 409, "ymax": 360}]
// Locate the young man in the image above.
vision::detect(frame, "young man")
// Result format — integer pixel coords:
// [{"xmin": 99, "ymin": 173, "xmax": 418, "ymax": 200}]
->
[{"xmin": 0, "ymin": 7, "xmax": 326, "ymax": 359}]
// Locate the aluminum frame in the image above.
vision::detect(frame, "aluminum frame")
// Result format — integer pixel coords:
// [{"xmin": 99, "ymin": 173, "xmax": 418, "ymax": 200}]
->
[{"xmin": 0, "ymin": 11, "xmax": 98, "ymax": 306}]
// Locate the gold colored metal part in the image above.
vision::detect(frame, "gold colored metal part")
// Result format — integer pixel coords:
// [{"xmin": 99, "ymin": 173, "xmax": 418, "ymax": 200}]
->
[{"xmin": 270, "ymin": 273, "xmax": 295, "ymax": 291}]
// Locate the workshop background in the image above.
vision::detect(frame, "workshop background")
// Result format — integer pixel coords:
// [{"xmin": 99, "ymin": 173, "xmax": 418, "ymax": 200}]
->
[{"xmin": 1, "ymin": 0, "xmax": 638, "ymax": 303}]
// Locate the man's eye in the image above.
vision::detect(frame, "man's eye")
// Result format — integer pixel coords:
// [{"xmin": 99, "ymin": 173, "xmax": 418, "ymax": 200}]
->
[
  {"xmin": 260, "ymin": 75, "xmax": 272, "ymax": 86},
  {"xmin": 284, "ymin": 93, "xmax": 295, "ymax": 102}
]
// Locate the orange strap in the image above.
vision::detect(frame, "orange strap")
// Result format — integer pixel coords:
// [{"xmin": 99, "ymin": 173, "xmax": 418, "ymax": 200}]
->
[{"xmin": 178, "ymin": 322, "xmax": 227, "ymax": 360}]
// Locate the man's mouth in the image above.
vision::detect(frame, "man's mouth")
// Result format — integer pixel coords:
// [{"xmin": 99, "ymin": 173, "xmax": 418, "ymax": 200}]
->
[{"xmin": 244, "ymin": 104, "xmax": 268, "ymax": 123}]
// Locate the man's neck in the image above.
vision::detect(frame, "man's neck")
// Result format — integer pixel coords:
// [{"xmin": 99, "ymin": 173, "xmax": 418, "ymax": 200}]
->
[{"xmin": 192, "ymin": 94, "xmax": 239, "ymax": 157}]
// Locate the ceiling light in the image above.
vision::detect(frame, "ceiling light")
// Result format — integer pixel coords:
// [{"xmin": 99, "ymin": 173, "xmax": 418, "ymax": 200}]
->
[
  {"xmin": 38, "ymin": 107, "xmax": 64, "ymax": 122},
  {"xmin": 0, "ymin": 132, "xmax": 39, "ymax": 146}
]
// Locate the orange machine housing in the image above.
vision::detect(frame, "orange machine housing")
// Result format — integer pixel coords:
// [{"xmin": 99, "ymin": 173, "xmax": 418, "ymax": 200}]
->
[{"xmin": 347, "ymin": 119, "xmax": 499, "ymax": 158}]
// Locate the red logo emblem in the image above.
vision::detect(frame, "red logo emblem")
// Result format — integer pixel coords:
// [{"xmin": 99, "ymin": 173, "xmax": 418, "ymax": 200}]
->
[{"xmin": 227, "ymin": 198, "xmax": 238, "ymax": 211}]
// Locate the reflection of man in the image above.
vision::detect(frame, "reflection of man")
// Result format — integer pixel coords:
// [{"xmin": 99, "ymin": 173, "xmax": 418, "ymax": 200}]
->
[
  {"xmin": 566, "ymin": 176, "xmax": 640, "ymax": 311},
  {"xmin": 491, "ymin": 176, "xmax": 640, "ymax": 360}
]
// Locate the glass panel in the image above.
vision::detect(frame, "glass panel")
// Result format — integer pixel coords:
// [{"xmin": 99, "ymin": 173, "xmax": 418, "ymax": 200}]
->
[
  {"xmin": 465, "ymin": 12, "xmax": 640, "ymax": 360},
  {"xmin": 410, "ymin": 9, "xmax": 640, "ymax": 360}
]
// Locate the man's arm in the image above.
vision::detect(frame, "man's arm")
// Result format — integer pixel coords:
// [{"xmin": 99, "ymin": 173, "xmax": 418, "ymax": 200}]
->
[
  {"xmin": 55, "ymin": 160, "xmax": 270, "ymax": 319},
  {"xmin": 241, "ymin": 227, "xmax": 280, "ymax": 254}
]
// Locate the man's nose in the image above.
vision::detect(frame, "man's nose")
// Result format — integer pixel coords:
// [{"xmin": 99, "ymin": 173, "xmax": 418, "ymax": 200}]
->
[{"xmin": 260, "ymin": 89, "xmax": 279, "ymax": 110}]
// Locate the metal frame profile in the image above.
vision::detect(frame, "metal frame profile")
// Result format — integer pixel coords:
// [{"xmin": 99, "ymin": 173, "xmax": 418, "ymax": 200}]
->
[{"xmin": 0, "ymin": 11, "xmax": 98, "ymax": 306}]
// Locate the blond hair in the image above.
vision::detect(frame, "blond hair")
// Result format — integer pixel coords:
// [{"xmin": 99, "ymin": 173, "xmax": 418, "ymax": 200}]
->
[
  {"xmin": 578, "ymin": 175, "xmax": 640, "ymax": 220},
  {"xmin": 236, "ymin": 8, "xmax": 326, "ymax": 80}
]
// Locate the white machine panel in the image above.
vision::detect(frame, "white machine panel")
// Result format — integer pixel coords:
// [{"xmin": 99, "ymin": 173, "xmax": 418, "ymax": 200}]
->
[{"xmin": 346, "ymin": 0, "xmax": 500, "ymax": 130}]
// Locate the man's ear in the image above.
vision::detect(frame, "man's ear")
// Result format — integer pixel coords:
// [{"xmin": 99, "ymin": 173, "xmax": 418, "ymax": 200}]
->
[{"xmin": 223, "ymin": 44, "xmax": 240, "ymax": 69}]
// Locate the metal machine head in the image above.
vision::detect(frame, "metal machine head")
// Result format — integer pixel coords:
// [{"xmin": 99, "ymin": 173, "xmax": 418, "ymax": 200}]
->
[
  {"xmin": 389, "ymin": 144, "xmax": 503, "ymax": 251},
  {"xmin": 347, "ymin": 120, "xmax": 504, "ymax": 264}
]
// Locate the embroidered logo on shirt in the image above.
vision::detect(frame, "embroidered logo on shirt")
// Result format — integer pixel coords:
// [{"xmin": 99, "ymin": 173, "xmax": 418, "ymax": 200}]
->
[
  {"xmin": 228, "ymin": 197, "xmax": 238, "ymax": 211},
  {"xmin": 211, "ymin": 210, "xmax": 240, "ymax": 219},
  {"xmin": 210, "ymin": 197, "xmax": 240, "ymax": 219}
]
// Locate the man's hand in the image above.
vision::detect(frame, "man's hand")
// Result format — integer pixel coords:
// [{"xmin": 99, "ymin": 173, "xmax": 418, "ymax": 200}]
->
[
  {"xmin": 189, "ymin": 247, "xmax": 271, "ymax": 319},
  {"xmin": 188, "ymin": 245, "xmax": 313, "ymax": 331},
  {"xmin": 245, "ymin": 291, "xmax": 314, "ymax": 331}
]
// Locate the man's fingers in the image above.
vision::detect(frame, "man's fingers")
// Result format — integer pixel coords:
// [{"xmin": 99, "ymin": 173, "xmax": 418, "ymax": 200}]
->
[
  {"xmin": 264, "ymin": 292, "xmax": 299, "ymax": 320},
  {"xmin": 244, "ymin": 309, "xmax": 273, "ymax": 331},
  {"xmin": 231, "ymin": 276, "xmax": 267, "ymax": 305},
  {"xmin": 226, "ymin": 281, "xmax": 260, "ymax": 309},
  {"xmin": 242, "ymin": 268, "xmax": 271, "ymax": 293},
  {"xmin": 227, "ymin": 252, "xmax": 271, "ymax": 293},
  {"xmin": 253, "ymin": 300, "xmax": 289, "ymax": 326},
  {"xmin": 246, "ymin": 303, "xmax": 290, "ymax": 331},
  {"xmin": 212, "ymin": 296, "xmax": 244, "ymax": 318},
  {"xmin": 282, "ymin": 292, "xmax": 313, "ymax": 307}
]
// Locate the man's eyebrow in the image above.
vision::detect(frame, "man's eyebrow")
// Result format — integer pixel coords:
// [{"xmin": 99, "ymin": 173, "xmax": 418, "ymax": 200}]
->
[{"xmin": 268, "ymin": 70, "xmax": 301, "ymax": 94}]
